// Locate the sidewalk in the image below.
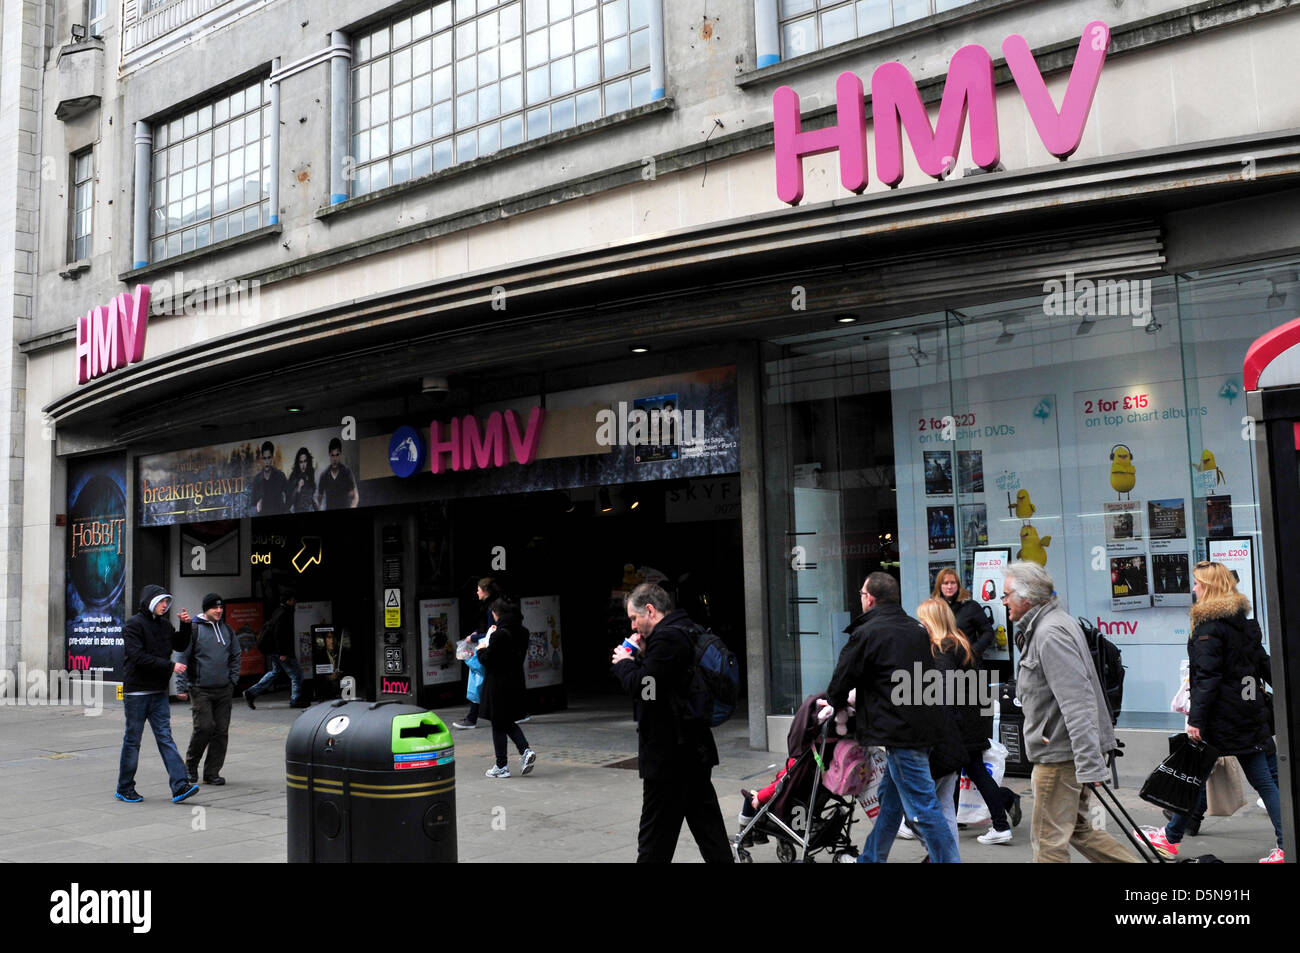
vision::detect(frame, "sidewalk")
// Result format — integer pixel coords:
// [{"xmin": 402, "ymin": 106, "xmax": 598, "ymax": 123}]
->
[{"xmin": 0, "ymin": 695, "xmax": 1279, "ymax": 862}]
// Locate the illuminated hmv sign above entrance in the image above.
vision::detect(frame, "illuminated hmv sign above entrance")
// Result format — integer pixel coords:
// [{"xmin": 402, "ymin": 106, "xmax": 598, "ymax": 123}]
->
[
  {"xmin": 76, "ymin": 284, "xmax": 151, "ymax": 384},
  {"xmin": 409, "ymin": 407, "xmax": 546, "ymax": 475},
  {"xmin": 773, "ymin": 22, "xmax": 1110, "ymax": 205}
]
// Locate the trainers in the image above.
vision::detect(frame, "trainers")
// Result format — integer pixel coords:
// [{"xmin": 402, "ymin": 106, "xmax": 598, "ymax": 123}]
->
[
  {"xmin": 114, "ymin": 790, "xmax": 143, "ymax": 803},
  {"xmin": 451, "ymin": 721, "xmax": 478, "ymax": 729},
  {"xmin": 977, "ymin": 826, "xmax": 1013, "ymax": 845},
  {"xmin": 1138, "ymin": 826, "xmax": 1178, "ymax": 858},
  {"xmin": 172, "ymin": 783, "xmax": 200, "ymax": 804},
  {"xmin": 485, "ymin": 765, "xmax": 511, "ymax": 778},
  {"xmin": 1260, "ymin": 848, "xmax": 1285, "ymax": 863},
  {"xmin": 897, "ymin": 821, "xmax": 916, "ymax": 840},
  {"xmin": 520, "ymin": 748, "xmax": 537, "ymax": 775}
]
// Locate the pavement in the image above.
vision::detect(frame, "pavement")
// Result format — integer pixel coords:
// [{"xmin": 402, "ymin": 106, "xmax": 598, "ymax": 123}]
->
[{"xmin": 0, "ymin": 692, "xmax": 1282, "ymax": 863}]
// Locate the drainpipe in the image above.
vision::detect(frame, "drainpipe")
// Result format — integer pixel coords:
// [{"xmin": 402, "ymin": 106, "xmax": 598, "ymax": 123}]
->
[
  {"xmin": 649, "ymin": 0, "xmax": 665, "ymax": 100},
  {"xmin": 755, "ymin": 0, "xmax": 780, "ymax": 69},
  {"xmin": 330, "ymin": 31, "xmax": 350, "ymax": 204},
  {"xmin": 269, "ymin": 57, "xmax": 281, "ymax": 224},
  {"xmin": 133, "ymin": 121, "xmax": 152, "ymax": 268}
]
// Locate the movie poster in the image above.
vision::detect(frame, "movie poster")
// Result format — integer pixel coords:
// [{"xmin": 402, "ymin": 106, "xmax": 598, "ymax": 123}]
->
[
  {"xmin": 224, "ymin": 599, "xmax": 265, "ymax": 677},
  {"xmin": 521, "ymin": 595, "xmax": 563, "ymax": 688},
  {"xmin": 957, "ymin": 450, "xmax": 984, "ymax": 494},
  {"xmin": 1205, "ymin": 496, "xmax": 1234, "ymax": 538},
  {"xmin": 960, "ymin": 503, "xmax": 988, "ymax": 548},
  {"xmin": 1110, "ymin": 554, "xmax": 1151, "ymax": 610},
  {"xmin": 924, "ymin": 451, "xmax": 954, "ymax": 495},
  {"xmin": 927, "ymin": 506, "xmax": 956, "ymax": 551},
  {"xmin": 65, "ymin": 455, "xmax": 128, "ymax": 681}
]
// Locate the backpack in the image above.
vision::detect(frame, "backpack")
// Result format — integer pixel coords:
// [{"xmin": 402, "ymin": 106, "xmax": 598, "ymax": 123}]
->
[
  {"xmin": 1077, "ymin": 616, "xmax": 1124, "ymax": 724},
  {"xmin": 823, "ymin": 740, "xmax": 872, "ymax": 796},
  {"xmin": 678, "ymin": 622, "xmax": 740, "ymax": 727}
]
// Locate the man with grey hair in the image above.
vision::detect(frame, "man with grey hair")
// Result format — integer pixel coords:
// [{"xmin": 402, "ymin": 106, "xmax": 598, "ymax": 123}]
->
[
  {"xmin": 612, "ymin": 582, "xmax": 732, "ymax": 863},
  {"xmin": 1002, "ymin": 561, "xmax": 1137, "ymax": 863}
]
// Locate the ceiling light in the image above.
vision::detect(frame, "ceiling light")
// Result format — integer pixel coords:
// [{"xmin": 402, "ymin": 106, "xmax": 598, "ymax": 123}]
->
[
  {"xmin": 286, "ymin": 405, "xmax": 303, "ymax": 413},
  {"xmin": 599, "ymin": 486, "xmax": 613, "ymax": 512},
  {"xmin": 630, "ymin": 345, "xmax": 650, "ymax": 354},
  {"xmin": 629, "ymin": 498, "xmax": 640, "ymax": 510},
  {"xmin": 835, "ymin": 314, "xmax": 857, "ymax": 324}
]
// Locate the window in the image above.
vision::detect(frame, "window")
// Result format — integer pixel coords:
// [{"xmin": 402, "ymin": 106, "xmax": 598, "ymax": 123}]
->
[
  {"xmin": 70, "ymin": 149, "xmax": 94, "ymax": 261},
  {"xmin": 350, "ymin": 0, "xmax": 654, "ymax": 197},
  {"xmin": 778, "ymin": 0, "xmax": 975, "ymax": 59},
  {"xmin": 88, "ymin": 0, "xmax": 108, "ymax": 37},
  {"xmin": 148, "ymin": 79, "xmax": 272, "ymax": 263}
]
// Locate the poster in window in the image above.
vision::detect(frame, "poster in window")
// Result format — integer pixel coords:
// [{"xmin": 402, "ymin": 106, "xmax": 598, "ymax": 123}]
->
[
  {"xmin": 521, "ymin": 595, "xmax": 563, "ymax": 688},
  {"xmin": 1207, "ymin": 537, "xmax": 1255, "ymax": 620},
  {"xmin": 928, "ymin": 561, "xmax": 956, "ymax": 592},
  {"xmin": 960, "ymin": 503, "xmax": 988, "ymax": 548},
  {"xmin": 927, "ymin": 505, "xmax": 956, "ymax": 551},
  {"xmin": 924, "ymin": 451, "xmax": 954, "ymax": 496},
  {"xmin": 1110, "ymin": 554, "xmax": 1151, "ymax": 610},
  {"xmin": 419, "ymin": 598, "xmax": 461, "ymax": 685},
  {"xmin": 971, "ymin": 548, "xmax": 1012, "ymax": 661},
  {"xmin": 1104, "ymin": 501, "xmax": 1143, "ymax": 553},
  {"xmin": 957, "ymin": 450, "xmax": 984, "ymax": 494},
  {"xmin": 1147, "ymin": 498, "xmax": 1187, "ymax": 553},
  {"xmin": 1205, "ymin": 496, "xmax": 1234, "ymax": 538},
  {"xmin": 1151, "ymin": 553, "xmax": 1192, "ymax": 607},
  {"xmin": 65, "ymin": 454, "xmax": 128, "ymax": 681}
]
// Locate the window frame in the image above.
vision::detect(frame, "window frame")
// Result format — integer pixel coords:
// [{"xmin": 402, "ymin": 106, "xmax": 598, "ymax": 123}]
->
[
  {"xmin": 69, "ymin": 148, "xmax": 94, "ymax": 263},
  {"xmin": 776, "ymin": 0, "xmax": 974, "ymax": 60}
]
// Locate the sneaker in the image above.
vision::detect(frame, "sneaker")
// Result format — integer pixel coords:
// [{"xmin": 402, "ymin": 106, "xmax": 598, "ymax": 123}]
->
[
  {"xmin": 114, "ymin": 790, "xmax": 143, "ymax": 803},
  {"xmin": 520, "ymin": 748, "xmax": 537, "ymax": 775},
  {"xmin": 172, "ymin": 783, "xmax": 200, "ymax": 804},
  {"xmin": 1137, "ymin": 826, "xmax": 1178, "ymax": 858},
  {"xmin": 1260, "ymin": 848, "xmax": 1285, "ymax": 863},
  {"xmin": 485, "ymin": 765, "xmax": 511, "ymax": 779},
  {"xmin": 245, "ymin": 692, "xmax": 256, "ymax": 710},
  {"xmin": 515, "ymin": 716, "xmax": 531, "ymax": 723},
  {"xmin": 897, "ymin": 821, "xmax": 916, "ymax": 840},
  {"xmin": 451, "ymin": 721, "xmax": 478, "ymax": 729},
  {"xmin": 977, "ymin": 826, "xmax": 1013, "ymax": 845}
]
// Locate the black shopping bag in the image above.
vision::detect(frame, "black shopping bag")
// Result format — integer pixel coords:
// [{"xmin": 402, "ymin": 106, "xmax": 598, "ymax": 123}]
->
[{"xmin": 1139, "ymin": 734, "xmax": 1220, "ymax": 814}]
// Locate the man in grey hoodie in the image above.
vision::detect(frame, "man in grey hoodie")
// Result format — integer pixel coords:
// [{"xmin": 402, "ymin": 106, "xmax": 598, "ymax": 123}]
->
[
  {"xmin": 1003, "ymin": 561, "xmax": 1136, "ymax": 863},
  {"xmin": 177, "ymin": 593, "xmax": 241, "ymax": 785}
]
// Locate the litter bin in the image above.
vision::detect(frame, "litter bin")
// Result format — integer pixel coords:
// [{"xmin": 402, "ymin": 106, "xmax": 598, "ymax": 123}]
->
[
  {"xmin": 996, "ymin": 681, "xmax": 1032, "ymax": 778},
  {"xmin": 287, "ymin": 699, "xmax": 456, "ymax": 862}
]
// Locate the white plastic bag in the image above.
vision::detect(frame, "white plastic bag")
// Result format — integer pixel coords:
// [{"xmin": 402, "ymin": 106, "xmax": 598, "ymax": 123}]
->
[
  {"xmin": 1170, "ymin": 659, "xmax": 1191, "ymax": 715},
  {"xmin": 454, "ymin": 638, "xmax": 474, "ymax": 661},
  {"xmin": 854, "ymin": 747, "xmax": 889, "ymax": 821},
  {"xmin": 956, "ymin": 740, "xmax": 1008, "ymax": 824}
]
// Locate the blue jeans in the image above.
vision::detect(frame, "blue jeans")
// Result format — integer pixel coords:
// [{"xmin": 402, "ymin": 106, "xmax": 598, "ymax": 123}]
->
[
  {"xmin": 858, "ymin": 747, "xmax": 962, "ymax": 863},
  {"xmin": 247, "ymin": 655, "xmax": 303, "ymax": 702},
  {"xmin": 1166, "ymin": 750, "xmax": 1283, "ymax": 849},
  {"xmin": 117, "ymin": 692, "xmax": 190, "ymax": 796}
]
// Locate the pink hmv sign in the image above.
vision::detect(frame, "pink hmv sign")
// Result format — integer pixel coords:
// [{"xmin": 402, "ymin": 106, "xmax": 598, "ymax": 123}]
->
[
  {"xmin": 76, "ymin": 284, "xmax": 151, "ymax": 384},
  {"xmin": 773, "ymin": 22, "xmax": 1111, "ymax": 205}
]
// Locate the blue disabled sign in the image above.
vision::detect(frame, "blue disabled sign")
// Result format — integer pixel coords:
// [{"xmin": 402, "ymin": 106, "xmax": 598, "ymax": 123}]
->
[{"xmin": 389, "ymin": 426, "xmax": 424, "ymax": 478}]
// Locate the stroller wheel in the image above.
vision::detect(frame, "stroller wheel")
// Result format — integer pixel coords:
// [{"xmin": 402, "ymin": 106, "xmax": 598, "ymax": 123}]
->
[
  {"xmin": 775, "ymin": 840, "xmax": 796, "ymax": 864},
  {"xmin": 734, "ymin": 847, "xmax": 753, "ymax": 863}
]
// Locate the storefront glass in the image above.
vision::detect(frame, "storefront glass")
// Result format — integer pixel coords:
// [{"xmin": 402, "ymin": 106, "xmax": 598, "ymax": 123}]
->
[{"xmin": 765, "ymin": 258, "xmax": 1295, "ymax": 726}]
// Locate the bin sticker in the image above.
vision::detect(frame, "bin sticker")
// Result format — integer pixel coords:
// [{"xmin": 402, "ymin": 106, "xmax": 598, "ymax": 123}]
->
[
  {"xmin": 325, "ymin": 716, "xmax": 350, "ymax": 736},
  {"xmin": 394, "ymin": 749, "xmax": 451, "ymax": 761},
  {"xmin": 394, "ymin": 756, "xmax": 454, "ymax": 770}
]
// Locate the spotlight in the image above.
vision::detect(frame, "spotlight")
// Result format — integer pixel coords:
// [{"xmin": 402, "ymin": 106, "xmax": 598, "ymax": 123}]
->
[
  {"xmin": 835, "ymin": 314, "xmax": 857, "ymax": 324},
  {"xmin": 599, "ymin": 486, "xmax": 613, "ymax": 513},
  {"xmin": 629, "ymin": 498, "xmax": 640, "ymax": 510},
  {"xmin": 629, "ymin": 345, "xmax": 650, "ymax": 354},
  {"xmin": 286, "ymin": 405, "xmax": 304, "ymax": 413}
]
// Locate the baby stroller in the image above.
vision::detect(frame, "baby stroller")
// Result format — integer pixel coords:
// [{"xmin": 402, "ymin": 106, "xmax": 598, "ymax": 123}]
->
[{"xmin": 733, "ymin": 694, "xmax": 868, "ymax": 863}]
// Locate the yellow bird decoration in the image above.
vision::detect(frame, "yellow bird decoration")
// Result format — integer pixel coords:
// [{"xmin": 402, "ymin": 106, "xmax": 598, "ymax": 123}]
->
[
  {"xmin": 1017, "ymin": 525, "xmax": 1051, "ymax": 566},
  {"xmin": 995, "ymin": 625, "xmax": 1007, "ymax": 649},
  {"xmin": 1109, "ymin": 444, "xmax": 1136, "ymax": 500},
  {"xmin": 1196, "ymin": 448, "xmax": 1226, "ymax": 486},
  {"xmin": 1013, "ymin": 489, "xmax": 1036, "ymax": 522}
]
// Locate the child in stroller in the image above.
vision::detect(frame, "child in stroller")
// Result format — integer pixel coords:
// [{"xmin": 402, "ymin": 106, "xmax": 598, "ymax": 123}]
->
[{"xmin": 733, "ymin": 692, "xmax": 872, "ymax": 863}]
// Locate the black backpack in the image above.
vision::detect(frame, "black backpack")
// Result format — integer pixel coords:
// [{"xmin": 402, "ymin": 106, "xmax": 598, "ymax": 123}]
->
[
  {"xmin": 678, "ymin": 622, "xmax": 740, "ymax": 727},
  {"xmin": 1077, "ymin": 616, "xmax": 1124, "ymax": 724}
]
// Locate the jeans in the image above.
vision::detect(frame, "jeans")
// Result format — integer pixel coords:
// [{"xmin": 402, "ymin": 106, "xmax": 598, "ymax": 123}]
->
[
  {"xmin": 247, "ymin": 655, "xmax": 303, "ymax": 702},
  {"xmin": 1166, "ymin": 750, "xmax": 1283, "ymax": 849},
  {"xmin": 117, "ymin": 692, "xmax": 191, "ymax": 797},
  {"xmin": 858, "ymin": 747, "xmax": 961, "ymax": 863},
  {"xmin": 935, "ymin": 772, "xmax": 959, "ymax": 845}
]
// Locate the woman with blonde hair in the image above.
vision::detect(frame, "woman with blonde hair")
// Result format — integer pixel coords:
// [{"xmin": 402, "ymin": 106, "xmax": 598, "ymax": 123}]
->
[
  {"xmin": 917, "ymin": 597, "xmax": 1020, "ymax": 845},
  {"xmin": 930, "ymin": 569, "xmax": 995, "ymax": 661},
  {"xmin": 1141, "ymin": 561, "xmax": 1283, "ymax": 862}
]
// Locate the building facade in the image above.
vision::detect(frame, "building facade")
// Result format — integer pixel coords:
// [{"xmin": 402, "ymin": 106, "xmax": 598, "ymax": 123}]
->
[{"xmin": 11, "ymin": 0, "xmax": 1300, "ymax": 772}]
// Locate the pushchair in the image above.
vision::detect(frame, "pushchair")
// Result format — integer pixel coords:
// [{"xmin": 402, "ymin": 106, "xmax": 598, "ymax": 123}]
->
[{"xmin": 733, "ymin": 694, "xmax": 867, "ymax": 863}]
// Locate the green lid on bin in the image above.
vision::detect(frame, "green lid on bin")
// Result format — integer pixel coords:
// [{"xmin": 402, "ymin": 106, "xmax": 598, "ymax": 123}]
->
[{"xmin": 390, "ymin": 712, "xmax": 453, "ymax": 754}]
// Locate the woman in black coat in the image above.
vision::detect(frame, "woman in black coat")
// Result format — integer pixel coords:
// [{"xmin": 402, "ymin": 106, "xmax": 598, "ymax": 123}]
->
[
  {"xmin": 932, "ymin": 569, "xmax": 995, "ymax": 661},
  {"xmin": 1153, "ymin": 562, "xmax": 1283, "ymax": 861},
  {"xmin": 476, "ymin": 598, "xmax": 536, "ymax": 778}
]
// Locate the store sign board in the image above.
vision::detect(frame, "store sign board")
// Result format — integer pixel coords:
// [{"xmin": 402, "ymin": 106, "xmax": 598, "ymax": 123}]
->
[
  {"xmin": 773, "ymin": 22, "xmax": 1110, "ymax": 205},
  {"xmin": 428, "ymin": 407, "xmax": 546, "ymax": 474},
  {"xmin": 76, "ymin": 285, "xmax": 151, "ymax": 384}
]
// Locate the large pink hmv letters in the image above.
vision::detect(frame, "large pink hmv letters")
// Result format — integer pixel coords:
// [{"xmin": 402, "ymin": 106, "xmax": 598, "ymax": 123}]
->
[
  {"xmin": 76, "ymin": 285, "xmax": 151, "ymax": 384},
  {"xmin": 772, "ymin": 21, "xmax": 1110, "ymax": 205}
]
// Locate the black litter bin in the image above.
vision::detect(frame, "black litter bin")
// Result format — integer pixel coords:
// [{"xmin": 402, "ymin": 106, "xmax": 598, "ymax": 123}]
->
[
  {"xmin": 287, "ymin": 699, "xmax": 456, "ymax": 862},
  {"xmin": 997, "ymin": 681, "xmax": 1032, "ymax": 778}
]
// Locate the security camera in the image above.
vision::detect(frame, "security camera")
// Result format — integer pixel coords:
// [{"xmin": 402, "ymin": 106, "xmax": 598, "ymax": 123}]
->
[{"xmin": 421, "ymin": 376, "xmax": 450, "ymax": 394}]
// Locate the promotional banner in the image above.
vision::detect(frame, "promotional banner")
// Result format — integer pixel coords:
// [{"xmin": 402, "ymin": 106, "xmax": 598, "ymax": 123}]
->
[
  {"xmin": 521, "ymin": 595, "xmax": 563, "ymax": 688},
  {"xmin": 224, "ymin": 599, "xmax": 265, "ymax": 677},
  {"xmin": 419, "ymin": 598, "xmax": 461, "ymax": 686},
  {"xmin": 1208, "ymin": 537, "xmax": 1256, "ymax": 621},
  {"xmin": 971, "ymin": 548, "xmax": 1012, "ymax": 661},
  {"xmin": 293, "ymin": 601, "xmax": 331, "ymax": 676},
  {"xmin": 65, "ymin": 455, "xmax": 128, "ymax": 680}
]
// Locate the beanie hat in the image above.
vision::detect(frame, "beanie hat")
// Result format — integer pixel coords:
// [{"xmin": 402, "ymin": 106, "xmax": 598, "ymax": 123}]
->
[{"xmin": 202, "ymin": 592, "xmax": 224, "ymax": 611}]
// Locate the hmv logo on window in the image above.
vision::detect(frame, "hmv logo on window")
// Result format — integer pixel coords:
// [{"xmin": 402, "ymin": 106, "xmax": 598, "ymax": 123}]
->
[{"xmin": 382, "ymin": 676, "xmax": 412, "ymax": 695}]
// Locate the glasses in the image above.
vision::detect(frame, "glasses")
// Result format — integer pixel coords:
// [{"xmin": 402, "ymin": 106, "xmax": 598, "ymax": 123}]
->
[
  {"xmin": 1000, "ymin": 593, "xmax": 1014, "ymax": 603},
  {"xmin": 859, "ymin": 589, "xmax": 869, "ymax": 596}
]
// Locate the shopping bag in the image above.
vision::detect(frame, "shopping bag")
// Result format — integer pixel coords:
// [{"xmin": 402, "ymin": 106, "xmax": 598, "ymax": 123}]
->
[
  {"xmin": 854, "ymin": 747, "xmax": 889, "ymax": 820},
  {"xmin": 1169, "ymin": 659, "xmax": 1190, "ymax": 715},
  {"xmin": 956, "ymin": 740, "xmax": 1008, "ymax": 824},
  {"xmin": 454, "ymin": 638, "xmax": 475, "ymax": 661},
  {"xmin": 1206, "ymin": 757, "xmax": 1247, "ymax": 816},
  {"xmin": 1138, "ymin": 735, "xmax": 1220, "ymax": 813}
]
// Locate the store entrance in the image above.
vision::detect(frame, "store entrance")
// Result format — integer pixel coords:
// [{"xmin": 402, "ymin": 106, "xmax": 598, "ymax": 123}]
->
[{"xmin": 445, "ymin": 475, "xmax": 746, "ymax": 702}]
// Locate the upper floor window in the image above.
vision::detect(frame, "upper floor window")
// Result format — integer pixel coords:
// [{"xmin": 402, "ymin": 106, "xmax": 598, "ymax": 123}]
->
[
  {"xmin": 779, "ymin": 0, "xmax": 973, "ymax": 58},
  {"xmin": 70, "ymin": 149, "xmax": 94, "ymax": 261},
  {"xmin": 88, "ymin": 0, "xmax": 108, "ymax": 37},
  {"xmin": 148, "ymin": 79, "xmax": 271, "ymax": 262},
  {"xmin": 350, "ymin": 0, "xmax": 655, "ymax": 197}
]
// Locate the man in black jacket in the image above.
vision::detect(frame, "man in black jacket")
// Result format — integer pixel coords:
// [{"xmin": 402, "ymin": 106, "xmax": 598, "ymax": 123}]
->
[
  {"xmin": 827, "ymin": 572, "xmax": 960, "ymax": 862},
  {"xmin": 612, "ymin": 583, "xmax": 733, "ymax": 863},
  {"xmin": 177, "ymin": 593, "xmax": 241, "ymax": 785},
  {"xmin": 245, "ymin": 591, "xmax": 304, "ymax": 708},
  {"xmin": 115, "ymin": 585, "xmax": 200, "ymax": 804}
]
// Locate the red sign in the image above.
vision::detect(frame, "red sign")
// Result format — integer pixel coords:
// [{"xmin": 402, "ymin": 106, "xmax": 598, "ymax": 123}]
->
[
  {"xmin": 76, "ymin": 285, "xmax": 151, "ymax": 384},
  {"xmin": 224, "ymin": 599, "xmax": 266, "ymax": 677},
  {"xmin": 382, "ymin": 676, "xmax": 412, "ymax": 695}
]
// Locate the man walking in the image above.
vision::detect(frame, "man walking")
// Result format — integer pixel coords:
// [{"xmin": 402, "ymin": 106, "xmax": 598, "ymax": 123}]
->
[
  {"xmin": 116, "ymin": 585, "xmax": 200, "ymax": 804},
  {"xmin": 245, "ymin": 590, "xmax": 306, "ymax": 708},
  {"xmin": 177, "ymin": 593, "xmax": 241, "ymax": 785},
  {"xmin": 1001, "ymin": 561, "xmax": 1137, "ymax": 863},
  {"xmin": 612, "ymin": 583, "xmax": 733, "ymax": 863},
  {"xmin": 827, "ymin": 572, "xmax": 960, "ymax": 863}
]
